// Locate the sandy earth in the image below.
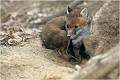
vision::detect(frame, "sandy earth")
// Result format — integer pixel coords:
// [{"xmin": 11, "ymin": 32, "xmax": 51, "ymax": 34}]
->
[
  {"xmin": 0, "ymin": 1, "xmax": 119, "ymax": 80},
  {"xmin": 0, "ymin": 38, "xmax": 75, "ymax": 80}
]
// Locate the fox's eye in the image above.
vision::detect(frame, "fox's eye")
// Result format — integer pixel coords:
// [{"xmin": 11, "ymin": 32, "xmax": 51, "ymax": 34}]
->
[{"xmin": 74, "ymin": 26, "xmax": 78, "ymax": 28}]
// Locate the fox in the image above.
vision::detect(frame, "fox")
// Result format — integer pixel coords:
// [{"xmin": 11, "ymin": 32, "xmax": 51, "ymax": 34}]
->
[
  {"xmin": 66, "ymin": 7, "xmax": 92, "ymax": 63},
  {"xmin": 41, "ymin": 7, "xmax": 92, "ymax": 63}
]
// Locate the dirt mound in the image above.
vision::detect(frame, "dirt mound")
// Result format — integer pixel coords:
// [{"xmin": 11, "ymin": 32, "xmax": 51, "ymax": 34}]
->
[{"xmin": 84, "ymin": 1, "xmax": 119, "ymax": 56}]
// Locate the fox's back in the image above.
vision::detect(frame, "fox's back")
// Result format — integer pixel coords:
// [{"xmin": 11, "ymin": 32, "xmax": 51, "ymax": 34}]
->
[{"xmin": 41, "ymin": 16, "xmax": 68, "ymax": 49}]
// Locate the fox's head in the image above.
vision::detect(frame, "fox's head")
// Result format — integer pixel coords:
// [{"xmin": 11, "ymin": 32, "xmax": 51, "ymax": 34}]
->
[{"xmin": 65, "ymin": 7, "xmax": 92, "ymax": 37}]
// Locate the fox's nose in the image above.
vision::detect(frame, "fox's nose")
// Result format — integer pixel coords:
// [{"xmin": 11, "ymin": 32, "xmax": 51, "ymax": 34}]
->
[{"xmin": 67, "ymin": 29, "xmax": 73, "ymax": 37}]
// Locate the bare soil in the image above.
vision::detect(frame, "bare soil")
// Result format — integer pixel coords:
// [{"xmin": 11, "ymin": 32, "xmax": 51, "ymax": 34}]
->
[{"xmin": 1, "ymin": 38, "xmax": 75, "ymax": 80}]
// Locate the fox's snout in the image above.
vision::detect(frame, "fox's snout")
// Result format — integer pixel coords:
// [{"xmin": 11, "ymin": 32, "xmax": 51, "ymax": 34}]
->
[{"xmin": 67, "ymin": 29, "xmax": 76, "ymax": 37}]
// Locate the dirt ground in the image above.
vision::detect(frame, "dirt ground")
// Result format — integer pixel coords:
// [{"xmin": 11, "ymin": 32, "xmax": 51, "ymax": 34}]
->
[
  {"xmin": 1, "ymin": 38, "xmax": 75, "ymax": 80},
  {"xmin": 0, "ymin": 1, "xmax": 119, "ymax": 80}
]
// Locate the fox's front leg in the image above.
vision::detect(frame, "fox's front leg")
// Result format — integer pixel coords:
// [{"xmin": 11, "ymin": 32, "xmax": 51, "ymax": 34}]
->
[
  {"xmin": 67, "ymin": 39, "xmax": 75, "ymax": 57},
  {"xmin": 58, "ymin": 47, "xmax": 70, "ymax": 61},
  {"xmin": 67, "ymin": 39, "xmax": 79, "ymax": 64},
  {"xmin": 79, "ymin": 41, "xmax": 90, "ymax": 60}
]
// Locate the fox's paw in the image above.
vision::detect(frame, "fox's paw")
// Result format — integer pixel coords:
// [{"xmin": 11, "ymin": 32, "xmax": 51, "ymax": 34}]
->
[
  {"xmin": 82, "ymin": 51, "xmax": 90, "ymax": 60},
  {"xmin": 69, "ymin": 56, "xmax": 79, "ymax": 65},
  {"xmin": 69, "ymin": 56, "xmax": 77, "ymax": 62}
]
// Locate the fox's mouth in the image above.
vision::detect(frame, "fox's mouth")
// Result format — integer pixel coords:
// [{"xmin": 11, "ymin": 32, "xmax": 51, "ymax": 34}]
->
[
  {"xmin": 67, "ymin": 29, "xmax": 83, "ymax": 39},
  {"xmin": 67, "ymin": 34, "xmax": 77, "ymax": 40},
  {"xmin": 67, "ymin": 34, "xmax": 73, "ymax": 37},
  {"xmin": 70, "ymin": 35, "xmax": 77, "ymax": 39}
]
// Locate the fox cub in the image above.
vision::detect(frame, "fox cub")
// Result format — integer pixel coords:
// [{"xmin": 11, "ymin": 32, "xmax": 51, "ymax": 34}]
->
[
  {"xmin": 66, "ymin": 7, "xmax": 92, "ymax": 63},
  {"xmin": 41, "ymin": 7, "xmax": 92, "ymax": 63}
]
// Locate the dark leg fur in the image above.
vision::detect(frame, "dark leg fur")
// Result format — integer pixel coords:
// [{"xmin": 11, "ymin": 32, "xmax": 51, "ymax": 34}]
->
[
  {"xmin": 67, "ymin": 39, "xmax": 79, "ymax": 64},
  {"xmin": 68, "ymin": 39, "xmax": 75, "ymax": 57},
  {"xmin": 79, "ymin": 41, "xmax": 90, "ymax": 60}
]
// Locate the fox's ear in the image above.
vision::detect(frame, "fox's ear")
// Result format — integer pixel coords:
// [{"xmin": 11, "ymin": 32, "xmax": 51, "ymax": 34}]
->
[
  {"xmin": 67, "ymin": 6, "xmax": 72, "ymax": 15},
  {"xmin": 80, "ymin": 8, "xmax": 89, "ymax": 17}
]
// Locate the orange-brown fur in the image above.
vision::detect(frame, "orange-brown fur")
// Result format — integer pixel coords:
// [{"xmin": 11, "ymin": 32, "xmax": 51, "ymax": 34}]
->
[{"xmin": 66, "ymin": 17, "xmax": 86, "ymax": 35}]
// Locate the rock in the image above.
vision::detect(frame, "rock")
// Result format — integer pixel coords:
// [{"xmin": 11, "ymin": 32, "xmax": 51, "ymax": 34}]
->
[{"xmin": 84, "ymin": 1, "xmax": 119, "ymax": 56}]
